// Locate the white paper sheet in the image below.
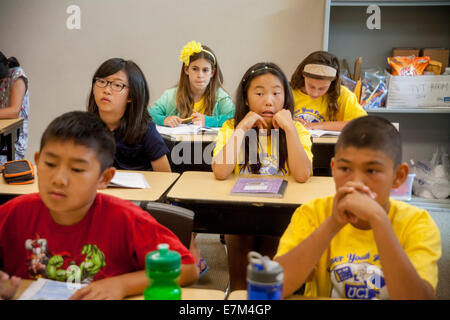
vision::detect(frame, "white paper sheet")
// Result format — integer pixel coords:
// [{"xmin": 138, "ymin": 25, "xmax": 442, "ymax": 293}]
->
[
  {"xmin": 108, "ymin": 171, "xmax": 150, "ymax": 189},
  {"xmin": 19, "ymin": 278, "xmax": 86, "ymax": 300},
  {"xmin": 308, "ymin": 129, "xmax": 341, "ymax": 138}
]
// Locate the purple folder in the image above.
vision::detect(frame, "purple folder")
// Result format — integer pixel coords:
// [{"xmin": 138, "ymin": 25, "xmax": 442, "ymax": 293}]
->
[{"xmin": 230, "ymin": 178, "xmax": 288, "ymax": 198}]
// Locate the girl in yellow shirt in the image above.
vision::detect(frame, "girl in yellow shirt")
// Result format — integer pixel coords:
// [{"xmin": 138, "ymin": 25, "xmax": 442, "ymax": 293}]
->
[
  {"xmin": 212, "ymin": 62, "xmax": 313, "ymax": 290},
  {"xmin": 290, "ymin": 51, "xmax": 367, "ymax": 131}
]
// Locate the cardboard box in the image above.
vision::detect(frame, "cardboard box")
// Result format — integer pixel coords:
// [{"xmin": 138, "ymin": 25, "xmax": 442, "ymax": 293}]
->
[
  {"xmin": 392, "ymin": 48, "xmax": 420, "ymax": 57},
  {"xmin": 385, "ymin": 72, "xmax": 450, "ymax": 108},
  {"xmin": 420, "ymin": 48, "xmax": 449, "ymax": 74}
]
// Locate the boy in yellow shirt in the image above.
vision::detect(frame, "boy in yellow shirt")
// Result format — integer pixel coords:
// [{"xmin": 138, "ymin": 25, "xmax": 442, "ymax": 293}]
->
[{"xmin": 275, "ymin": 115, "xmax": 441, "ymax": 299}]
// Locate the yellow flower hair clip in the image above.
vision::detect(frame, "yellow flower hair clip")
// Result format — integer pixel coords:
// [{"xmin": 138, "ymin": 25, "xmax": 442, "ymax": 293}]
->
[
  {"xmin": 179, "ymin": 40, "xmax": 216, "ymax": 67},
  {"xmin": 179, "ymin": 41, "xmax": 203, "ymax": 66}
]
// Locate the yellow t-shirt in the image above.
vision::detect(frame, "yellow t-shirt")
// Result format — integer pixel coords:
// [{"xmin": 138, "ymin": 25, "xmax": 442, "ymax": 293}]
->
[
  {"xmin": 292, "ymin": 85, "xmax": 367, "ymax": 122},
  {"xmin": 193, "ymin": 96, "xmax": 206, "ymax": 114},
  {"xmin": 275, "ymin": 196, "xmax": 441, "ymax": 299},
  {"xmin": 213, "ymin": 119, "xmax": 313, "ymax": 175}
]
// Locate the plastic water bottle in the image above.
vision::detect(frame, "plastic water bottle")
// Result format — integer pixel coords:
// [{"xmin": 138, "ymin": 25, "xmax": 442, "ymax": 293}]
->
[
  {"xmin": 247, "ymin": 251, "xmax": 283, "ymax": 300},
  {"xmin": 144, "ymin": 243, "xmax": 181, "ymax": 300}
]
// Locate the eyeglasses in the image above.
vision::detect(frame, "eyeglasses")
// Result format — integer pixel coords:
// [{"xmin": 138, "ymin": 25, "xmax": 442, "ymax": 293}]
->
[{"xmin": 94, "ymin": 77, "xmax": 128, "ymax": 92}]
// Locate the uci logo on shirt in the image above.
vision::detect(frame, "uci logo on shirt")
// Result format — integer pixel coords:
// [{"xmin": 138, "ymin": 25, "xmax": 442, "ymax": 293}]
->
[{"xmin": 344, "ymin": 284, "xmax": 378, "ymax": 299}]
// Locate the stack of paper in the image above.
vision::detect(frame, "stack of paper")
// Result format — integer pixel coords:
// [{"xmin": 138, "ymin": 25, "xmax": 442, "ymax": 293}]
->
[
  {"xmin": 308, "ymin": 129, "xmax": 341, "ymax": 138},
  {"xmin": 156, "ymin": 124, "xmax": 203, "ymax": 135},
  {"xmin": 108, "ymin": 171, "xmax": 150, "ymax": 189},
  {"xmin": 156, "ymin": 124, "xmax": 220, "ymax": 135}
]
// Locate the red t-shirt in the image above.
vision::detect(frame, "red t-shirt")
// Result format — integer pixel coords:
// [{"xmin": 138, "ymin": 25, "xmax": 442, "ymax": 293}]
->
[{"xmin": 0, "ymin": 193, "xmax": 194, "ymax": 283}]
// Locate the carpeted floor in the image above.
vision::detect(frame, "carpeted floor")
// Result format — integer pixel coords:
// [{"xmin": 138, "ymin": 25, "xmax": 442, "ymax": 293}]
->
[{"xmin": 186, "ymin": 233, "xmax": 230, "ymax": 293}]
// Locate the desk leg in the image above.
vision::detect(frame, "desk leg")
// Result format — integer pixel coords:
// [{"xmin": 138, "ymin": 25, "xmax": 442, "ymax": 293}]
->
[{"xmin": 5, "ymin": 132, "xmax": 16, "ymax": 161}]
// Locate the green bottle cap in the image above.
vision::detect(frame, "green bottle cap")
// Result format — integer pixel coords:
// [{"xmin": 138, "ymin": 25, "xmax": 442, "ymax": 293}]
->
[{"xmin": 146, "ymin": 244, "xmax": 181, "ymax": 272}]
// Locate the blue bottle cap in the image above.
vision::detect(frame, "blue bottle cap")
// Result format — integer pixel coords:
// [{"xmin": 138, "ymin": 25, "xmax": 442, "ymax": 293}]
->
[{"xmin": 247, "ymin": 251, "xmax": 283, "ymax": 285}]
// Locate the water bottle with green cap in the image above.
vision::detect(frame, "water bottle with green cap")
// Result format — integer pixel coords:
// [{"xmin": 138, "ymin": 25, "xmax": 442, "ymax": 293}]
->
[
  {"xmin": 247, "ymin": 251, "xmax": 283, "ymax": 300},
  {"xmin": 144, "ymin": 243, "xmax": 181, "ymax": 300}
]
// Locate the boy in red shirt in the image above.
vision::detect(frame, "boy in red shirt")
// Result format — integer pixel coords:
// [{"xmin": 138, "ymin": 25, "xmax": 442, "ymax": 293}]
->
[{"xmin": 0, "ymin": 111, "xmax": 198, "ymax": 299}]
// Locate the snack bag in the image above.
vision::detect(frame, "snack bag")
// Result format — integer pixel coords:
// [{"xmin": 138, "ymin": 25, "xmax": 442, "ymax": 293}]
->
[
  {"xmin": 360, "ymin": 68, "xmax": 387, "ymax": 109},
  {"xmin": 387, "ymin": 56, "xmax": 430, "ymax": 76}
]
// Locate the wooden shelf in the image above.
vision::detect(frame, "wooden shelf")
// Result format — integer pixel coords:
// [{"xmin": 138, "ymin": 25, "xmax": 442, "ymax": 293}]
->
[
  {"xmin": 366, "ymin": 108, "xmax": 450, "ymax": 114},
  {"xmin": 331, "ymin": 1, "xmax": 450, "ymax": 6},
  {"xmin": 407, "ymin": 196, "xmax": 450, "ymax": 212}
]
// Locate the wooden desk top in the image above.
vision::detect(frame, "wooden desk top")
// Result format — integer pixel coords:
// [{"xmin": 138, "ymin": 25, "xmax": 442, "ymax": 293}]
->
[
  {"xmin": 162, "ymin": 134, "xmax": 337, "ymax": 144},
  {"xmin": 0, "ymin": 118, "xmax": 24, "ymax": 134},
  {"xmin": 13, "ymin": 279, "xmax": 225, "ymax": 300},
  {"xmin": 227, "ymin": 290, "xmax": 335, "ymax": 300},
  {"xmin": 167, "ymin": 171, "xmax": 335, "ymax": 207},
  {"xmin": 312, "ymin": 136, "xmax": 338, "ymax": 144},
  {"xmin": 0, "ymin": 170, "xmax": 180, "ymax": 202}
]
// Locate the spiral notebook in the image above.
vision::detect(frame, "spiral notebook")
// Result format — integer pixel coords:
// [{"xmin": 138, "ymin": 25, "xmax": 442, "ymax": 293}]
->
[{"xmin": 230, "ymin": 178, "xmax": 288, "ymax": 198}]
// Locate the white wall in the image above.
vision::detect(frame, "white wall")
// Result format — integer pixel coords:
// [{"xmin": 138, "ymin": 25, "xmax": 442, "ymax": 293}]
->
[{"xmin": 0, "ymin": 0, "xmax": 326, "ymax": 159}]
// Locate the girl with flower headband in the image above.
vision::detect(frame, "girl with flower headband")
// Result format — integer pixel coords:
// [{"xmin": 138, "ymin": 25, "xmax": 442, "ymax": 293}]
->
[
  {"xmin": 149, "ymin": 41, "xmax": 234, "ymax": 127},
  {"xmin": 290, "ymin": 51, "xmax": 366, "ymax": 131},
  {"xmin": 212, "ymin": 62, "xmax": 313, "ymax": 291}
]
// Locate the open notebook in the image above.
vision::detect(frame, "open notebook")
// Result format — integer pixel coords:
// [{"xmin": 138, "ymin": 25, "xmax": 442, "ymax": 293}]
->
[
  {"xmin": 108, "ymin": 171, "xmax": 150, "ymax": 189},
  {"xmin": 156, "ymin": 124, "xmax": 219, "ymax": 135},
  {"xmin": 19, "ymin": 278, "xmax": 86, "ymax": 300},
  {"xmin": 307, "ymin": 129, "xmax": 341, "ymax": 138}
]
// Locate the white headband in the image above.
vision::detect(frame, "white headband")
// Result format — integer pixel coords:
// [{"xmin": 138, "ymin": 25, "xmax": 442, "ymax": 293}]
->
[{"xmin": 304, "ymin": 64, "xmax": 337, "ymax": 78}]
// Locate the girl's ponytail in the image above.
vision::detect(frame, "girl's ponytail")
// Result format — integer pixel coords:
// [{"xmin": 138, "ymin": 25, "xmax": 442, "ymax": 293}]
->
[{"xmin": 7, "ymin": 57, "xmax": 20, "ymax": 68}]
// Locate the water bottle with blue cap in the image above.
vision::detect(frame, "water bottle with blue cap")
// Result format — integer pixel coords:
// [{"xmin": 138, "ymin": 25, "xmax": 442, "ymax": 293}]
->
[{"xmin": 247, "ymin": 251, "xmax": 283, "ymax": 300}]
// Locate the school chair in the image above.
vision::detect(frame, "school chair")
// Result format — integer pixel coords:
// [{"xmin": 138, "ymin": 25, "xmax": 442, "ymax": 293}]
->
[{"xmin": 140, "ymin": 201, "xmax": 194, "ymax": 248}]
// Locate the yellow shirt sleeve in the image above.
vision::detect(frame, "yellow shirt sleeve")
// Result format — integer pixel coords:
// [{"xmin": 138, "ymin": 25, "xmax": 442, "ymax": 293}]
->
[
  {"xmin": 293, "ymin": 121, "xmax": 313, "ymax": 165},
  {"xmin": 336, "ymin": 86, "xmax": 367, "ymax": 121},
  {"xmin": 212, "ymin": 119, "xmax": 235, "ymax": 158},
  {"xmin": 390, "ymin": 201, "xmax": 441, "ymax": 291},
  {"xmin": 275, "ymin": 197, "xmax": 330, "ymax": 258}
]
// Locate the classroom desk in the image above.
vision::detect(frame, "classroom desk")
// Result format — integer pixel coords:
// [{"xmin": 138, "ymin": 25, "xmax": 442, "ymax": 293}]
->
[
  {"xmin": 0, "ymin": 118, "xmax": 24, "ymax": 161},
  {"xmin": 161, "ymin": 133, "xmax": 216, "ymax": 173},
  {"xmin": 0, "ymin": 169, "xmax": 180, "ymax": 202},
  {"xmin": 13, "ymin": 279, "xmax": 226, "ymax": 300},
  {"xmin": 160, "ymin": 130, "xmax": 338, "ymax": 175},
  {"xmin": 227, "ymin": 290, "xmax": 336, "ymax": 300},
  {"xmin": 166, "ymin": 171, "xmax": 335, "ymax": 236}
]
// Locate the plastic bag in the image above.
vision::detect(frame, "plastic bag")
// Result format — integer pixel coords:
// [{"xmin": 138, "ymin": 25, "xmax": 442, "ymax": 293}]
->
[
  {"xmin": 411, "ymin": 146, "xmax": 450, "ymax": 199},
  {"xmin": 360, "ymin": 68, "xmax": 387, "ymax": 109},
  {"xmin": 387, "ymin": 56, "xmax": 430, "ymax": 76},
  {"xmin": 340, "ymin": 74, "xmax": 356, "ymax": 92}
]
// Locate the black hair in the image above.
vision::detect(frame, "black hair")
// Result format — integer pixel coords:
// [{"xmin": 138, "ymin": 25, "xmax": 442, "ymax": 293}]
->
[
  {"xmin": 335, "ymin": 115, "xmax": 402, "ymax": 167},
  {"xmin": 0, "ymin": 51, "xmax": 20, "ymax": 79},
  {"xmin": 40, "ymin": 111, "xmax": 116, "ymax": 172},
  {"xmin": 234, "ymin": 62, "xmax": 294, "ymax": 173},
  {"xmin": 87, "ymin": 58, "xmax": 151, "ymax": 145}
]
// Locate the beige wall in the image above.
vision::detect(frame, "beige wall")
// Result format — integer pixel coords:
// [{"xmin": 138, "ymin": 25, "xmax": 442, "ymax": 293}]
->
[{"xmin": 0, "ymin": 0, "xmax": 325, "ymax": 159}]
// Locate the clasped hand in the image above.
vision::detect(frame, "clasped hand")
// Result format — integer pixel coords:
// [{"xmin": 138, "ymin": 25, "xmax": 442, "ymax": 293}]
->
[
  {"xmin": 331, "ymin": 181, "xmax": 385, "ymax": 229},
  {"xmin": 236, "ymin": 109, "xmax": 295, "ymax": 132}
]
